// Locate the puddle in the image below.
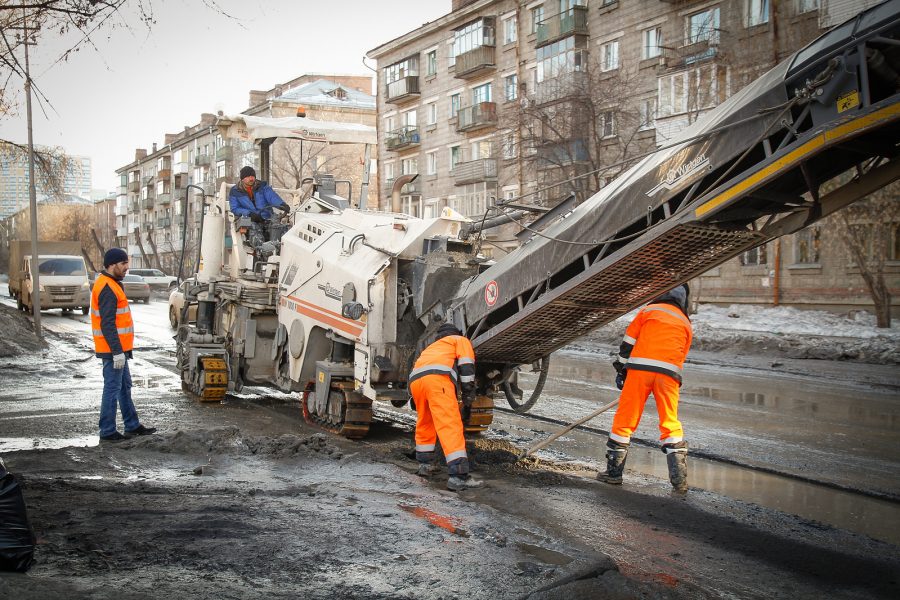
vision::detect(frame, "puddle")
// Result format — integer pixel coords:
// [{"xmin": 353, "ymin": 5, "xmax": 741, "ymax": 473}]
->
[
  {"xmin": 399, "ymin": 503, "xmax": 469, "ymax": 537},
  {"xmin": 0, "ymin": 435, "xmax": 99, "ymax": 452}
]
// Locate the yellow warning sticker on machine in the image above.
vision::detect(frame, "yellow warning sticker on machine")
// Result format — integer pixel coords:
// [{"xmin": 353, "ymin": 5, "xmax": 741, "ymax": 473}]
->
[
  {"xmin": 837, "ymin": 90, "xmax": 859, "ymax": 113},
  {"xmin": 318, "ymin": 371, "xmax": 325, "ymax": 382}
]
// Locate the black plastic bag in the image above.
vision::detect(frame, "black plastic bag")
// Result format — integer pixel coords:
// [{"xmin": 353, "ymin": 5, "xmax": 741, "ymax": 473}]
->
[{"xmin": 0, "ymin": 464, "xmax": 36, "ymax": 572}]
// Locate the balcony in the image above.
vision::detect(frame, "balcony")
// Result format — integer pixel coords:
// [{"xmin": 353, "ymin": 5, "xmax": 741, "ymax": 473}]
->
[
  {"xmin": 173, "ymin": 161, "xmax": 190, "ymax": 175},
  {"xmin": 115, "ymin": 204, "xmax": 128, "ymax": 216},
  {"xmin": 534, "ymin": 69, "xmax": 588, "ymax": 105},
  {"xmin": 385, "ymin": 76, "xmax": 420, "ymax": 104},
  {"xmin": 456, "ymin": 102, "xmax": 497, "ymax": 132},
  {"xmin": 157, "ymin": 168, "xmax": 171, "ymax": 180},
  {"xmin": 157, "ymin": 192, "xmax": 171, "ymax": 205},
  {"xmin": 128, "ymin": 180, "xmax": 140, "ymax": 193},
  {"xmin": 216, "ymin": 146, "xmax": 232, "ymax": 161},
  {"xmin": 116, "ymin": 227, "xmax": 129, "ymax": 237},
  {"xmin": 385, "ymin": 126, "xmax": 421, "ymax": 151},
  {"xmin": 537, "ymin": 139, "xmax": 589, "ymax": 168},
  {"xmin": 454, "ymin": 45, "xmax": 495, "ymax": 79},
  {"xmin": 142, "ymin": 175, "xmax": 155, "ymax": 186},
  {"xmin": 452, "ymin": 158, "xmax": 497, "ymax": 185},
  {"xmin": 157, "ymin": 217, "xmax": 172, "ymax": 228},
  {"xmin": 174, "ymin": 173, "xmax": 188, "ymax": 189},
  {"xmin": 130, "ymin": 200, "xmax": 140, "ymax": 212},
  {"xmin": 536, "ymin": 6, "xmax": 589, "ymax": 47},
  {"xmin": 194, "ymin": 154, "xmax": 211, "ymax": 167},
  {"xmin": 141, "ymin": 198, "xmax": 154, "ymax": 210}
]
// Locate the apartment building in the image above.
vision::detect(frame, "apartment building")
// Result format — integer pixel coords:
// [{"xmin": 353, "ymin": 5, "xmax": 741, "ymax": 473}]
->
[
  {"xmin": 369, "ymin": 0, "xmax": 897, "ymax": 315},
  {"xmin": 0, "ymin": 143, "xmax": 92, "ymax": 218},
  {"xmin": 114, "ymin": 74, "xmax": 375, "ymax": 274}
]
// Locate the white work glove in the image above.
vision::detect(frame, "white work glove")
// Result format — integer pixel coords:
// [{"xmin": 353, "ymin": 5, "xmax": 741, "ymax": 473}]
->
[{"xmin": 112, "ymin": 353, "xmax": 126, "ymax": 370}]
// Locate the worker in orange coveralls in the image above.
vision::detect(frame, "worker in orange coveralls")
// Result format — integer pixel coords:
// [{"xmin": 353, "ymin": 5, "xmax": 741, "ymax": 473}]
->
[
  {"xmin": 599, "ymin": 284, "xmax": 693, "ymax": 492},
  {"xmin": 409, "ymin": 323, "xmax": 483, "ymax": 491}
]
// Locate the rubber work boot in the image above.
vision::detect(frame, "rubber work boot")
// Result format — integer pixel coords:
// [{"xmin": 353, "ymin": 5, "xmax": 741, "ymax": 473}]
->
[
  {"xmin": 662, "ymin": 441, "xmax": 688, "ymax": 492},
  {"xmin": 415, "ymin": 462, "xmax": 439, "ymax": 477},
  {"xmin": 598, "ymin": 439, "xmax": 629, "ymax": 485},
  {"xmin": 447, "ymin": 475, "xmax": 483, "ymax": 491}
]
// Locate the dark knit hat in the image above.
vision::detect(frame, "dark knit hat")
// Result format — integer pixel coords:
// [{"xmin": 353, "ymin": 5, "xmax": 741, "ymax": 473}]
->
[
  {"xmin": 437, "ymin": 323, "xmax": 462, "ymax": 338},
  {"xmin": 103, "ymin": 247, "xmax": 128, "ymax": 267},
  {"xmin": 239, "ymin": 166, "xmax": 256, "ymax": 180}
]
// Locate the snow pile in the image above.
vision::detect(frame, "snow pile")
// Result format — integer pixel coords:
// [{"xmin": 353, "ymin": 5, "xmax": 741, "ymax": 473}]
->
[{"xmin": 577, "ymin": 304, "xmax": 899, "ymax": 364}]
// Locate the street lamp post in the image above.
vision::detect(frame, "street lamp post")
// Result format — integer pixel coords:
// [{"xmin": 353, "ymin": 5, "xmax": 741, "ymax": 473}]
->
[{"xmin": 22, "ymin": 8, "xmax": 42, "ymax": 338}]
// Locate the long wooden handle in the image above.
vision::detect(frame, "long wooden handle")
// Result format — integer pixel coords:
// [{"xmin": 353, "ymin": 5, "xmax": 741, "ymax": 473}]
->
[{"xmin": 518, "ymin": 399, "xmax": 620, "ymax": 460}]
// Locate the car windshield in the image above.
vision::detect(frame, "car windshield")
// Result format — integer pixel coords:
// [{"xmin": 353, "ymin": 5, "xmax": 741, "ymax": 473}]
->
[
  {"xmin": 122, "ymin": 275, "xmax": 144, "ymax": 282},
  {"xmin": 38, "ymin": 257, "xmax": 87, "ymax": 276}
]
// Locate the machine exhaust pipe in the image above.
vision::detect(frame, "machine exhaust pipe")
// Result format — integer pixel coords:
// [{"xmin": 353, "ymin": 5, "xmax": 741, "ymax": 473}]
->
[{"xmin": 391, "ymin": 174, "xmax": 418, "ymax": 213}]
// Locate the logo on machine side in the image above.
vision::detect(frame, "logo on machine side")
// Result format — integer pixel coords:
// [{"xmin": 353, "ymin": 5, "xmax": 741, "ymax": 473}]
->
[
  {"xmin": 317, "ymin": 282, "xmax": 342, "ymax": 301},
  {"xmin": 484, "ymin": 280, "xmax": 499, "ymax": 307},
  {"xmin": 646, "ymin": 153, "xmax": 710, "ymax": 197}
]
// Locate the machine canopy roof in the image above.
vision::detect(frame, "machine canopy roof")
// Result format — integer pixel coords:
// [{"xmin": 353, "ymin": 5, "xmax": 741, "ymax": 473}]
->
[{"xmin": 218, "ymin": 114, "xmax": 377, "ymax": 145}]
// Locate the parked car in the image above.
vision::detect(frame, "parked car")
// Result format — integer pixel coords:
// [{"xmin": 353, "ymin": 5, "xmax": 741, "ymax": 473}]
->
[
  {"xmin": 121, "ymin": 274, "xmax": 151, "ymax": 303},
  {"xmin": 129, "ymin": 268, "xmax": 178, "ymax": 291},
  {"xmin": 168, "ymin": 281, "xmax": 197, "ymax": 328}
]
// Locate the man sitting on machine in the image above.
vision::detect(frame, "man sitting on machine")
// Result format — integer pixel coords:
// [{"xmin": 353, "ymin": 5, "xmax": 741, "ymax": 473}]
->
[{"xmin": 229, "ymin": 165, "xmax": 291, "ymax": 250}]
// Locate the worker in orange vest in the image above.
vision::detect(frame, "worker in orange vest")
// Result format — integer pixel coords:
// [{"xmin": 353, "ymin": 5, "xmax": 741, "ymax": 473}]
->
[
  {"xmin": 600, "ymin": 284, "xmax": 692, "ymax": 492},
  {"xmin": 409, "ymin": 323, "xmax": 482, "ymax": 491},
  {"xmin": 91, "ymin": 248, "xmax": 156, "ymax": 442}
]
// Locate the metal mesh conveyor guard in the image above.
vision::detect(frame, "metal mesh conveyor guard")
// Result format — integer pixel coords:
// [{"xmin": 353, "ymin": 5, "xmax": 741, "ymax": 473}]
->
[
  {"xmin": 217, "ymin": 280, "xmax": 280, "ymax": 308},
  {"xmin": 473, "ymin": 223, "xmax": 765, "ymax": 364}
]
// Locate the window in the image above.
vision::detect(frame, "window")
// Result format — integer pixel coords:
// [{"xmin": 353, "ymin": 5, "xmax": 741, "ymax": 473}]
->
[
  {"xmin": 639, "ymin": 98, "xmax": 657, "ymax": 130},
  {"xmin": 449, "ymin": 182, "xmax": 497, "ymax": 217},
  {"xmin": 503, "ymin": 16, "xmax": 517, "ymax": 44},
  {"xmin": 453, "ymin": 18, "xmax": 495, "ymax": 58},
  {"xmin": 472, "ymin": 82, "xmax": 492, "ymax": 104},
  {"xmin": 426, "ymin": 151, "xmax": 438, "ymax": 175},
  {"xmin": 385, "ymin": 115, "xmax": 396, "ymax": 132},
  {"xmin": 530, "ymin": 7, "xmax": 544, "ymax": 33},
  {"xmin": 601, "ymin": 41, "xmax": 619, "ymax": 71},
  {"xmin": 450, "ymin": 93, "xmax": 461, "ymax": 118},
  {"xmin": 793, "ymin": 226, "xmax": 820, "ymax": 264},
  {"xmin": 450, "ymin": 145, "xmax": 462, "ymax": 170},
  {"xmin": 748, "ymin": 0, "xmax": 769, "ymax": 26},
  {"xmin": 505, "ymin": 74, "xmax": 518, "ymax": 101},
  {"xmin": 797, "ymin": 0, "xmax": 819, "ymax": 13},
  {"xmin": 384, "ymin": 56, "xmax": 419, "ymax": 84},
  {"xmin": 215, "ymin": 134, "xmax": 223, "ymax": 149},
  {"xmin": 427, "ymin": 102, "xmax": 437, "ymax": 125},
  {"xmin": 658, "ymin": 64, "xmax": 727, "ymax": 116},
  {"xmin": 687, "ymin": 7, "xmax": 720, "ymax": 44},
  {"xmin": 600, "ymin": 111, "xmax": 616, "ymax": 137},
  {"xmin": 384, "ymin": 162, "xmax": 394, "ymax": 182},
  {"xmin": 502, "ymin": 131, "xmax": 517, "ymax": 160},
  {"xmin": 426, "ymin": 49, "xmax": 437, "ymax": 76},
  {"xmin": 536, "ymin": 35, "xmax": 587, "ymax": 82},
  {"xmin": 424, "ymin": 198, "xmax": 442, "ymax": 218},
  {"xmin": 472, "ymin": 140, "xmax": 492, "ymax": 159},
  {"xmin": 740, "ymin": 244, "xmax": 767, "ymax": 266},
  {"xmin": 401, "ymin": 109, "xmax": 417, "ymax": 127},
  {"xmin": 401, "ymin": 157, "xmax": 418, "ymax": 175},
  {"xmin": 401, "ymin": 196, "xmax": 422, "ymax": 218},
  {"xmin": 642, "ymin": 27, "xmax": 662, "ymax": 60}
]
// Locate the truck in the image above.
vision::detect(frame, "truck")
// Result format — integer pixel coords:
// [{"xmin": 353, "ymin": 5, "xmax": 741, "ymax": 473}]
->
[
  {"xmin": 175, "ymin": 3, "xmax": 900, "ymax": 437},
  {"xmin": 7, "ymin": 241, "xmax": 91, "ymax": 315}
]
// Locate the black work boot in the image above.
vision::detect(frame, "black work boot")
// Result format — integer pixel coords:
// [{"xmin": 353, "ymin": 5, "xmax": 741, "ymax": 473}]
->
[
  {"xmin": 662, "ymin": 441, "xmax": 688, "ymax": 492},
  {"xmin": 598, "ymin": 439, "xmax": 629, "ymax": 485},
  {"xmin": 446, "ymin": 457, "xmax": 483, "ymax": 491},
  {"xmin": 415, "ymin": 450, "xmax": 438, "ymax": 477}
]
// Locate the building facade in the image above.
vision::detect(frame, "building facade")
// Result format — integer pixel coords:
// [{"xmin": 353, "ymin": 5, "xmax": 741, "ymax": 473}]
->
[
  {"xmin": 0, "ymin": 143, "xmax": 92, "ymax": 218},
  {"xmin": 114, "ymin": 74, "xmax": 375, "ymax": 273},
  {"xmin": 368, "ymin": 0, "xmax": 897, "ymax": 315}
]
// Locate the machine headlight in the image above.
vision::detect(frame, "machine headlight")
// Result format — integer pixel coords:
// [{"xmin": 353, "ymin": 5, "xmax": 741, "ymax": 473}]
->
[
  {"xmin": 38, "ymin": 284, "xmax": 45, "ymax": 292},
  {"xmin": 81, "ymin": 282, "xmax": 90, "ymax": 289}
]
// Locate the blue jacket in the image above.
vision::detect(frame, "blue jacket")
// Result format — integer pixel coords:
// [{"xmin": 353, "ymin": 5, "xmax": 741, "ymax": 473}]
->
[{"xmin": 228, "ymin": 180, "xmax": 287, "ymax": 220}]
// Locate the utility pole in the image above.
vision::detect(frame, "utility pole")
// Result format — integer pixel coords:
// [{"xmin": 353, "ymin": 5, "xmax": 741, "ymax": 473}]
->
[{"xmin": 18, "ymin": 6, "xmax": 42, "ymax": 338}]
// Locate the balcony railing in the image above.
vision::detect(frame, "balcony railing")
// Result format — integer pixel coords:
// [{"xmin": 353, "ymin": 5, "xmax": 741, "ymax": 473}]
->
[
  {"xmin": 385, "ymin": 126, "xmax": 421, "ymax": 151},
  {"xmin": 173, "ymin": 161, "xmax": 190, "ymax": 175},
  {"xmin": 454, "ymin": 45, "xmax": 495, "ymax": 79},
  {"xmin": 157, "ymin": 217, "xmax": 172, "ymax": 228},
  {"xmin": 142, "ymin": 175, "xmax": 155, "ymax": 186},
  {"xmin": 456, "ymin": 102, "xmax": 497, "ymax": 132},
  {"xmin": 157, "ymin": 192, "xmax": 171, "ymax": 205},
  {"xmin": 533, "ymin": 68, "xmax": 588, "ymax": 105},
  {"xmin": 115, "ymin": 204, "xmax": 128, "ymax": 216},
  {"xmin": 194, "ymin": 154, "xmax": 211, "ymax": 167},
  {"xmin": 128, "ymin": 181, "xmax": 140, "ymax": 193},
  {"xmin": 141, "ymin": 198, "xmax": 154, "ymax": 210},
  {"xmin": 451, "ymin": 158, "xmax": 497, "ymax": 185},
  {"xmin": 130, "ymin": 200, "xmax": 140, "ymax": 212},
  {"xmin": 156, "ymin": 168, "xmax": 171, "ymax": 180},
  {"xmin": 385, "ymin": 76, "xmax": 420, "ymax": 104},
  {"xmin": 536, "ymin": 6, "xmax": 589, "ymax": 47},
  {"xmin": 216, "ymin": 146, "xmax": 232, "ymax": 161},
  {"xmin": 116, "ymin": 227, "xmax": 129, "ymax": 238}
]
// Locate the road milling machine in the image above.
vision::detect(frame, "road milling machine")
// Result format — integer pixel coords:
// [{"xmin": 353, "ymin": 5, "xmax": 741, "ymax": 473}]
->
[{"xmin": 176, "ymin": 2, "xmax": 900, "ymax": 438}]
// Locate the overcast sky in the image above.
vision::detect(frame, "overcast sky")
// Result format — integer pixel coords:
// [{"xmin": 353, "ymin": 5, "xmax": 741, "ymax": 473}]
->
[{"xmin": 0, "ymin": 0, "xmax": 449, "ymax": 192}]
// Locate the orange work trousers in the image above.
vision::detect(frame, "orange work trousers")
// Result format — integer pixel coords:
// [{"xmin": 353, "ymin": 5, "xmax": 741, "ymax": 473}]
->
[
  {"xmin": 410, "ymin": 374, "xmax": 467, "ymax": 463},
  {"xmin": 610, "ymin": 369, "xmax": 684, "ymax": 445}
]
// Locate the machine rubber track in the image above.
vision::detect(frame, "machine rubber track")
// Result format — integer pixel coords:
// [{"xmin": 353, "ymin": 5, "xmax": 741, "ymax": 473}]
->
[{"xmin": 302, "ymin": 381, "xmax": 373, "ymax": 440}]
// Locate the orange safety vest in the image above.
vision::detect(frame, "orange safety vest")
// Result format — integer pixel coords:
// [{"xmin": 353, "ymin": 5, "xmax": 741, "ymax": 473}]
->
[
  {"xmin": 91, "ymin": 273, "xmax": 134, "ymax": 354},
  {"xmin": 620, "ymin": 303, "xmax": 692, "ymax": 383},
  {"xmin": 409, "ymin": 335, "xmax": 476, "ymax": 388}
]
